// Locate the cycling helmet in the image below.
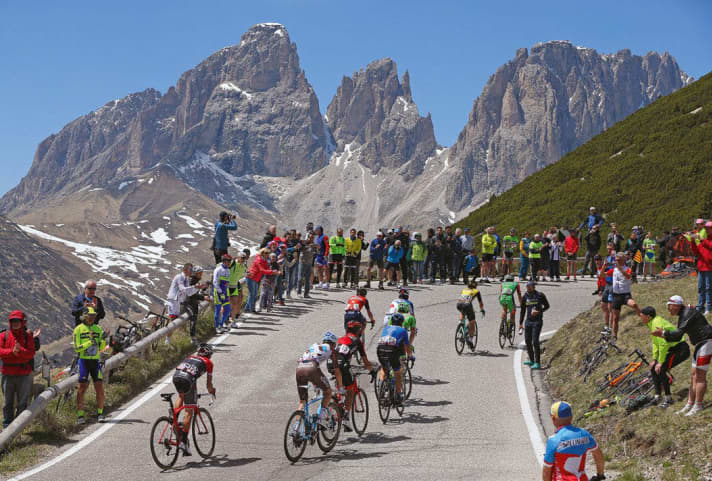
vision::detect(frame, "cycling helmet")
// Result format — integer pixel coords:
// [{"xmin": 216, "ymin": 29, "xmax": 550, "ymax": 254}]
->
[
  {"xmin": 83, "ymin": 306, "xmax": 97, "ymax": 319},
  {"xmin": 398, "ymin": 287, "xmax": 409, "ymax": 299},
  {"xmin": 503, "ymin": 275, "xmax": 514, "ymax": 282},
  {"xmin": 467, "ymin": 280, "xmax": 478, "ymax": 289},
  {"xmin": 322, "ymin": 331, "xmax": 338, "ymax": 344},
  {"xmin": 197, "ymin": 343, "xmax": 214, "ymax": 358},
  {"xmin": 397, "ymin": 302, "xmax": 411, "ymax": 314},
  {"xmin": 191, "ymin": 265, "xmax": 204, "ymax": 274},
  {"xmin": 390, "ymin": 313, "xmax": 405, "ymax": 326},
  {"xmin": 356, "ymin": 287, "xmax": 367, "ymax": 297}
]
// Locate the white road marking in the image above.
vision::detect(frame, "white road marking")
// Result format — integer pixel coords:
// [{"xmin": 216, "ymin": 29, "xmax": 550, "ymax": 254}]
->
[
  {"xmin": 10, "ymin": 332, "xmax": 231, "ymax": 481},
  {"xmin": 513, "ymin": 329, "xmax": 557, "ymax": 467}
]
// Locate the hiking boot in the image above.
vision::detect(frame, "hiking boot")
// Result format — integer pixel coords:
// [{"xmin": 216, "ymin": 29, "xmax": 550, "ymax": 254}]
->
[
  {"xmin": 378, "ymin": 282, "xmax": 384, "ymax": 290},
  {"xmin": 659, "ymin": 397, "xmax": 673, "ymax": 409}
]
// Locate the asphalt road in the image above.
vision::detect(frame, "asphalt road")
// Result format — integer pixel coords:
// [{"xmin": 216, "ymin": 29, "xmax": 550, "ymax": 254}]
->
[{"xmin": 11, "ymin": 278, "xmax": 599, "ymax": 481}]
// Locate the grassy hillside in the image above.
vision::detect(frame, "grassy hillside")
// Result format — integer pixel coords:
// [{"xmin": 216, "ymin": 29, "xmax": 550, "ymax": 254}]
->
[
  {"xmin": 457, "ymin": 72, "xmax": 712, "ymax": 238},
  {"xmin": 545, "ymin": 277, "xmax": 711, "ymax": 480}
]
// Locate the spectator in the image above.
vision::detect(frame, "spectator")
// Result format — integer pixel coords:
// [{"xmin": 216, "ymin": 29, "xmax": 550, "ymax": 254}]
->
[
  {"xmin": 229, "ymin": 252, "xmax": 248, "ymax": 319},
  {"xmin": 543, "ymin": 401, "xmax": 605, "ymax": 481},
  {"xmin": 183, "ymin": 266, "xmax": 210, "ymax": 345},
  {"xmin": 582, "ymin": 225, "xmax": 601, "ymax": 277},
  {"xmin": 442, "ymin": 229, "xmax": 453, "ymax": 282},
  {"xmin": 599, "ymin": 243, "xmax": 617, "ymax": 331},
  {"xmin": 344, "ymin": 228, "xmax": 361, "ymax": 289},
  {"xmin": 284, "ymin": 235, "xmax": 300, "ymax": 298},
  {"xmin": 213, "ymin": 212, "xmax": 237, "ymax": 263},
  {"xmin": 386, "ymin": 240, "xmax": 404, "ymax": 286},
  {"xmin": 0, "ymin": 311, "xmax": 38, "ymax": 427},
  {"xmin": 481, "ymin": 227, "xmax": 497, "ymax": 282},
  {"xmin": 639, "ymin": 306, "xmax": 690, "ymax": 408},
  {"xmin": 610, "ymin": 252, "xmax": 641, "ymax": 339},
  {"xmin": 366, "ymin": 232, "xmax": 387, "ymax": 289},
  {"xmin": 166, "ymin": 263, "xmax": 203, "ymax": 320},
  {"xmin": 71, "ymin": 280, "xmax": 106, "ymax": 327},
  {"xmin": 519, "ymin": 280, "xmax": 550, "ymax": 369},
  {"xmin": 260, "ymin": 254, "xmax": 279, "ymax": 312},
  {"xmin": 429, "ymin": 237, "xmax": 446, "ymax": 284},
  {"xmin": 501, "ymin": 228, "xmax": 518, "ymax": 279},
  {"xmin": 447, "ymin": 229, "xmax": 463, "ymax": 284},
  {"xmin": 463, "ymin": 250, "xmax": 479, "ymax": 285},
  {"xmin": 694, "ymin": 218, "xmax": 708, "ymax": 242},
  {"xmin": 607, "ymin": 223, "xmax": 624, "ymax": 252},
  {"xmin": 658, "ymin": 230, "xmax": 671, "ymax": 268},
  {"xmin": 212, "ymin": 254, "xmax": 232, "ymax": 332},
  {"xmin": 459, "ymin": 228, "xmax": 474, "ymax": 258},
  {"xmin": 73, "ymin": 306, "xmax": 106, "ymax": 424},
  {"xmin": 259, "ymin": 224, "xmax": 277, "ymax": 249},
  {"xmin": 625, "ymin": 229, "xmax": 644, "ymax": 282},
  {"xmin": 577, "ymin": 206, "xmax": 605, "ymax": 232},
  {"xmin": 424, "ymin": 228, "xmax": 435, "ymax": 280},
  {"xmin": 528, "ymin": 234, "xmax": 543, "ymax": 282},
  {"xmin": 297, "ymin": 233, "xmax": 316, "ymax": 298},
  {"xmin": 410, "ymin": 232, "xmax": 428, "ymax": 284},
  {"xmin": 653, "ymin": 295, "xmax": 712, "ymax": 416},
  {"xmin": 549, "ymin": 237, "xmax": 562, "ymax": 282},
  {"xmin": 313, "ymin": 226, "xmax": 330, "ymax": 289},
  {"xmin": 328, "ymin": 227, "xmax": 346, "ymax": 288},
  {"xmin": 245, "ymin": 248, "xmax": 277, "ymax": 312},
  {"xmin": 642, "ymin": 231, "xmax": 657, "ymax": 280},
  {"xmin": 540, "ymin": 236, "xmax": 551, "ymax": 281},
  {"xmin": 519, "ymin": 232, "xmax": 530, "ymax": 280},
  {"xmin": 688, "ymin": 228, "xmax": 712, "ymax": 315},
  {"xmin": 396, "ymin": 227, "xmax": 411, "ymax": 286},
  {"xmin": 564, "ymin": 229, "xmax": 580, "ymax": 280}
]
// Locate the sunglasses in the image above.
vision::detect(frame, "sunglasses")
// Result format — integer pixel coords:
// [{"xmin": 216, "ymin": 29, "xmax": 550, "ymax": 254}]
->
[{"xmin": 86, "ymin": 287, "xmax": 97, "ymax": 291}]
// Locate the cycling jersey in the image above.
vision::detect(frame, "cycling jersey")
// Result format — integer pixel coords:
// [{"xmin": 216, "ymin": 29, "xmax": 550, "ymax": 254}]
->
[
  {"xmin": 643, "ymin": 238, "xmax": 656, "ymax": 262},
  {"xmin": 212, "ymin": 264, "xmax": 231, "ymax": 303},
  {"xmin": 481, "ymin": 234, "xmax": 496, "ymax": 255},
  {"xmin": 389, "ymin": 298, "xmax": 414, "ymax": 315},
  {"xmin": 334, "ymin": 333, "xmax": 366, "ymax": 362},
  {"xmin": 298, "ymin": 343, "xmax": 332, "ymax": 366},
  {"xmin": 175, "ymin": 355, "xmax": 213, "ymax": 382},
  {"xmin": 346, "ymin": 295, "xmax": 371, "ymax": 313},
  {"xmin": 543, "ymin": 424, "xmax": 598, "ymax": 481},
  {"xmin": 384, "ymin": 313, "xmax": 416, "ymax": 331},
  {"xmin": 500, "ymin": 281, "xmax": 520, "ymax": 310},
  {"xmin": 458, "ymin": 288, "xmax": 482, "ymax": 305},
  {"xmin": 378, "ymin": 325, "xmax": 410, "ymax": 348},
  {"xmin": 73, "ymin": 323, "xmax": 106, "ymax": 360},
  {"xmin": 329, "ymin": 235, "xmax": 346, "ymax": 256},
  {"xmin": 503, "ymin": 235, "xmax": 519, "ymax": 254},
  {"xmin": 528, "ymin": 241, "xmax": 543, "ymax": 259}
]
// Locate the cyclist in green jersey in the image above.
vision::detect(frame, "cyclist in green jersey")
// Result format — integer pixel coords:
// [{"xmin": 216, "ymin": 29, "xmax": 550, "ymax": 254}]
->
[
  {"xmin": 500, "ymin": 275, "xmax": 523, "ymax": 333},
  {"xmin": 501, "ymin": 228, "xmax": 519, "ymax": 280}
]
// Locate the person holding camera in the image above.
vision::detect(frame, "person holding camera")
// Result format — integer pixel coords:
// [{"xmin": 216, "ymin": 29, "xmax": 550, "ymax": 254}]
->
[
  {"xmin": 213, "ymin": 211, "xmax": 237, "ymax": 264},
  {"xmin": 73, "ymin": 306, "xmax": 107, "ymax": 424},
  {"xmin": 70, "ymin": 280, "xmax": 106, "ymax": 327},
  {"xmin": 0, "ymin": 311, "xmax": 39, "ymax": 427}
]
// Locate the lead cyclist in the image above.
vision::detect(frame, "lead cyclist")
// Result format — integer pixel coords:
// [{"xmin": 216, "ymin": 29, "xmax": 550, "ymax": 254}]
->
[{"xmin": 500, "ymin": 275, "xmax": 523, "ymax": 333}]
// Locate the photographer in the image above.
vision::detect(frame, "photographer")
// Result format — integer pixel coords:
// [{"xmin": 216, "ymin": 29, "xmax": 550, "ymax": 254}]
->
[
  {"xmin": 213, "ymin": 211, "xmax": 237, "ymax": 264},
  {"xmin": 70, "ymin": 280, "xmax": 106, "ymax": 327}
]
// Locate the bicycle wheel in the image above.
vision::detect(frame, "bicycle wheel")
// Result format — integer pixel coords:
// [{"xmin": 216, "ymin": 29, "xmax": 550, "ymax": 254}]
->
[
  {"xmin": 403, "ymin": 365, "xmax": 412, "ymax": 400},
  {"xmin": 395, "ymin": 379, "xmax": 405, "ymax": 416},
  {"xmin": 498, "ymin": 318, "xmax": 507, "ymax": 349},
  {"xmin": 192, "ymin": 408, "xmax": 215, "ymax": 458},
  {"xmin": 316, "ymin": 401, "xmax": 341, "ymax": 453},
  {"xmin": 377, "ymin": 379, "xmax": 391, "ymax": 423},
  {"xmin": 149, "ymin": 416, "xmax": 180, "ymax": 469},
  {"xmin": 507, "ymin": 319, "xmax": 516, "ymax": 346},
  {"xmin": 471, "ymin": 320, "xmax": 478, "ymax": 352},
  {"xmin": 455, "ymin": 323, "xmax": 465, "ymax": 355},
  {"xmin": 351, "ymin": 388, "xmax": 369, "ymax": 436},
  {"xmin": 621, "ymin": 377, "xmax": 655, "ymax": 408},
  {"xmin": 283, "ymin": 410, "xmax": 307, "ymax": 462}
]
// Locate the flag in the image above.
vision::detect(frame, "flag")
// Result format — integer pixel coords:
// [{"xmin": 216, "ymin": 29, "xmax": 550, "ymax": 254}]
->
[{"xmin": 634, "ymin": 250, "xmax": 643, "ymax": 263}]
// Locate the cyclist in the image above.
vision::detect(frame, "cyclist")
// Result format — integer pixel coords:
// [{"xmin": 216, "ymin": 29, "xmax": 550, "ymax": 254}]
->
[
  {"xmin": 328, "ymin": 322, "xmax": 375, "ymax": 432},
  {"xmin": 385, "ymin": 301, "xmax": 418, "ymax": 347},
  {"xmin": 296, "ymin": 332, "xmax": 341, "ymax": 427},
  {"xmin": 500, "ymin": 274, "xmax": 522, "ymax": 333},
  {"xmin": 388, "ymin": 287, "xmax": 414, "ymax": 316},
  {"xmin": 377, "ymin": 313, "xmax": 412, "ymax": 405},
  {"xmin": 543, "ymin": 401, "xmax": 606, "ymax": 481},
  {"xmin": 73, "ymin": 306, "xmax": 107, "ymax": 424},
  {"xmin": 172, "ymin": 343, "xmax": 216, "ymax": 456},
  {"xmin": 345, "ymin": 288, "xmax": 376, "ymax": 327},
  {"xmin": 457, "ymin": 281, "xmax": 485, "ymax": 349}
]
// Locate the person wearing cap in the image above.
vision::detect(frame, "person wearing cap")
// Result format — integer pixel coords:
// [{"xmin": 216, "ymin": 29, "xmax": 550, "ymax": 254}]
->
[
  {"xmin": 212, "ymin": 254, "xmax": 233, "ymax": 333},
  {"xmin": 0, "ymin": 311, "xmax": 38, "ymax": 427},
  {"xmin": 694, "ymin": 218, "xmax": 707, "ymax": 243},
  {"xmin": 73, "ymin": 306, "xmax": 107, "ymax": 424},
  {"xmin": 182, "ymin": 266, "xmax": 211, "ymax": 344},
  {"xmin": 638, "ymin": 306, "xmax": 690, "ymax": 408},
  {"xmin": 70, "ymin": 280, "xmax": 106, "ymax": 327},
  {"xmin": 519, "ymin": 281, "xmax": 550, "ymax": 369},
  {"xmin": 543, "ymin": 401, "xmax": 605, "ymax": 481},
  {"xmin": 367, "ymin": 232, "xmax": 387, "ymax": 289},
  {"xmin": 687, "ymin": 227, "xmax": 712, "ymax": 315},
  {"xmin": 577, "ymin": 206, "xmax": 605, "ymax": 233},
  {"xmin": 652, "ymin": 295, "xmax": 712, "ymax": 416},
  {"xmin": 213, "ymin": 212, "xmax": 237, "ymax": 264},
  {"xmin": 481, "ymin": 227, "xmax": 497, "ymax": 282},
  {"xmin": 166, "ymin": 263, "xmax": 206, "ymax": 321},
  {"xmin": 344, "ymin": 228, "xmax": 362, "ymax": 289},
  {"xmin": 528, "ymin": 234, "xmax": 544, "ymax": 282}
]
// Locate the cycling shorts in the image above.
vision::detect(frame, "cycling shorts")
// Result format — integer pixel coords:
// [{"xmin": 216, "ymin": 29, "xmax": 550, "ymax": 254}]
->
[
  {"xmin": 482, "ymin": 253, "xmax": 494, "ymax": 262},
  {"xmin": 335, "ymin": 357, "xmax": 355, "ymax": 387},
  {"xmin": 78, "ymin": 358, "xmax": 102, "ymax": 383},
  {"xmin": 377, "ymin": 345, "xmax": 403, "ymax": 373},
  {"xmin": 499, "ymin": 295, "xmax": 515, "ymax": 312},
  {"xmin": 315, "ymin": 255, "xmax": 328, "ymax": 266},
  {"xmin": 296, "ymin": 363, "xmax": 329, "ymax": 401},
  {"xmin": 611, "ymin": 292, "xmax": 632, "ymax": 311},
  {"xmin": 692, "ymin": 339, "xmax": 712, "ymax": 371},
  {"xmin": 456, "ymin": 302, "xmax": 476, "ymax": 321},
  {"xmin": 600, "ymin": 286, "xmax": 612, "ymax": 304},
  {"xmin": 344, "ymin": 311, "xmax": 366, "ymax": 331},
  {"xmin": 173, "ymin": 371, "xmax": 197, "ymax": 404},
  {"xmin": 369, "ymin": 258, "xmax": 384, "ymax": 269},
  {"xmin": 329, "ymin": 254, "xmax": 344, "ymax": 263}
]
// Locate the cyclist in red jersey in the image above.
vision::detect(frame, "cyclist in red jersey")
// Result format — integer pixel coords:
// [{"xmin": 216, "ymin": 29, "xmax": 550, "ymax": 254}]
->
[{"xmin": 345, "ymin": 288, "xmax": 376, "ymax": 327}]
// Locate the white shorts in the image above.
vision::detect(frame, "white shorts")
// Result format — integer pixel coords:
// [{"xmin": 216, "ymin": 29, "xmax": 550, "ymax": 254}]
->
[
  {"xmin": 692, "ymin": 339, "xmax": 712, "ymax": 371},
  {"xmin": 165, "ymin": 300, "xmax": 181, "ymax": 317}
]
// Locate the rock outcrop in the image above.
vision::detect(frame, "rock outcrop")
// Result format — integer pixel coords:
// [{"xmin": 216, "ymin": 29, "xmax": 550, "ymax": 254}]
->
[{"xmin": 446, "ymin": 41, "xmax": 693, "ymax": 210}]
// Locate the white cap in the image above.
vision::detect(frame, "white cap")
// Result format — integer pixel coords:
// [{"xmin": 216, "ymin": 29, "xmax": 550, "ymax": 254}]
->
[
  {"xmin": 666, "ymin": 295, "xmax": 684, "ymax": 306},
  {"xmin": 590, "ymin": 206, "xmax": 596, "ymax": 211}
]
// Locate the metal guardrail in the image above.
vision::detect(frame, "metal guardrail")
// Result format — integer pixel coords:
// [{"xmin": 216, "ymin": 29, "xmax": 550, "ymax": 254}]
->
[{"xmin": 0, "ymin": 300, "xmax": 210, "ymax": 453}]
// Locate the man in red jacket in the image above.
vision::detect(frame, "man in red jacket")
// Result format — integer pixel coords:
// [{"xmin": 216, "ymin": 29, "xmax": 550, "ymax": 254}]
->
[
  {"xmin": 0, "ymin": 311, "xmax": 37, "ymax": 427},
  {"xmin": 689, "ymin": 226, "xmax": 712, "ymax": 315}
]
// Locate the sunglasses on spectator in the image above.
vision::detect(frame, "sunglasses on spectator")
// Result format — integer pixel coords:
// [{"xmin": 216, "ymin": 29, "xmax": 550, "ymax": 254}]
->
[{"xmin": 86, "ymin": 287, "xmax": 97, "ymax": 291}]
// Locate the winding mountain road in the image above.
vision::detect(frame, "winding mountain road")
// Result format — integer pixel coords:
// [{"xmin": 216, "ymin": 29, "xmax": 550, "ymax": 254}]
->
[{"xmin": 9, "ymin": 278, "xmax": 599, "ymax": 481}]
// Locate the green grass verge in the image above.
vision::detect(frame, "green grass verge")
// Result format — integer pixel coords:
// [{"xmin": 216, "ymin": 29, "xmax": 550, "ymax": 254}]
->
[
  {"xmin": 0, "ymin": 310, "xmax": 215, "ymax": 476},
  {"xmin": 544, "ymin": 276, "xmax": 712, "ymax": 480}
]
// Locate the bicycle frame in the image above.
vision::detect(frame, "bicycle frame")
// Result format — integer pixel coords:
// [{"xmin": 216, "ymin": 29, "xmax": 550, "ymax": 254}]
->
[{"xmin": 157, "ymin": 394, "xmax": 211, "ymax": 448}]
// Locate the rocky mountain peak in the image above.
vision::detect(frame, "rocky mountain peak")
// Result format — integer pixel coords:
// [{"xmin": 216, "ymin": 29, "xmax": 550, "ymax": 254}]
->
[{"xmin": 326, "ymin": 58, "xmax": 437, "ymax": 176}]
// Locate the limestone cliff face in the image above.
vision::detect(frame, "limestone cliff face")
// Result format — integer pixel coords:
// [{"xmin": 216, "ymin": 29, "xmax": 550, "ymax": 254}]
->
[{"xmin": 446, "ymin": 41, "xmax": 693, "ymax": 210}]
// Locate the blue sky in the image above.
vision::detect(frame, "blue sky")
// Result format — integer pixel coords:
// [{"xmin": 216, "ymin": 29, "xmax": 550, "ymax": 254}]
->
[{"xmin": 1, "ymin": 0, "xmax": 710, "ymax": 196}]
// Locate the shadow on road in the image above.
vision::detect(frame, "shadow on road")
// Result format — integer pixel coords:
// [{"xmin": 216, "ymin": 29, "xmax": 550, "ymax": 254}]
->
[
  {"xmin": 170, "ymin": 454, "xmax": 261, "ymax": 471},
  {"xmin": 389, "ymin": 411, "xmax": 449, "ymax": 425},
  {"xmin": 411, "ymin": 376, "xmax": 449, "ymax": 386},
  {"xmin": 101, "ymin": 418, "xmax": 148, "ymax": 426},
  {"xmin": 339, "ymin": 431, "xmax": 411, "ymax": 445},
  {"xmin": 464, "ymin": 350, "xmax": 508, "ymax": 357},
  {"xmin": 296, "ymin": 449, "xmax": 387, "ymax": 464},
  {"xmin": 405, "ymin": 397, "xmax": 453, "ymax": 408}
]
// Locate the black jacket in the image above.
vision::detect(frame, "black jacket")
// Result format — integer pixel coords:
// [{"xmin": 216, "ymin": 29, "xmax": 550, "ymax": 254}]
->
[
  {"xmin": 585, "ymin": 231, "xmax": 602, "ymax": 252},
  {"xmin": 71, "ymin": 294, "xmax": 106, "ymax": 325},
  {"xmin": 520, "ymin": 290, "xmax": 550, "ymax": 324},
  {"xmin": 260, "ymin": 231, "xmax": 276, "ymax": 248},
  {"xmin": 664, "ymin": 305, "xmax": 712, "ymax": 346}
]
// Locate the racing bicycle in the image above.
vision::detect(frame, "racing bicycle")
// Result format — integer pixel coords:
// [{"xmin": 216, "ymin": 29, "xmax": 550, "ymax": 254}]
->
[
  {"xmin": 376, "ymin": 364, "xmax": 406, "ymax": 423},
  {"xmin": 333, "ymin": 368, "xmax": 374, "ymax": 436},
  {"xmin": 283, "ymin": 384, "xmax": 342, "ymax": 462},
  {"xmin": 455, "ymin": 316, "xmax": 478, "ymax": 355},
  {"xmin": 498, "ymin": 313, "xmax": 516, "ymax": 349}
]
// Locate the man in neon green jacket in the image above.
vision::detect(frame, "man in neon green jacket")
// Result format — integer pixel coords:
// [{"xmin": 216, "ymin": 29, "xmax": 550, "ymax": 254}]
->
[
  {"xmin": 639, "ymin": 306, "xmax": 690, "ymax": 408},
  {"xmin": 329, "ymin": 228, "xmax": 347, "ymax": 287},
  {"xmin": 481, "ymin": 227, "xmax": 497, "ymax": 282}
]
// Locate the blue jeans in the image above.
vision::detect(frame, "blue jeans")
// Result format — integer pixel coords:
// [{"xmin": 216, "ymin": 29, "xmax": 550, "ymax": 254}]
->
[
  {"xmin": 287, "ymin": 263, "xmax": 299, "ymax": 295},
  {"xmin": 412, "ymin": 260, "xmax": 425, "ymax": 281},
  {"xmin": 245, "ymin": 277, "xmax": 259, "ymax": 312},
  {"xmin": 519, "ymin": 255, "xmax": 529, "ymax": 279},
  {"xmin": 697, "ymin": 270, "xmax": 712, "ymax": 312},
  {"xmin": 298, "ymin": 264, "xmax": 311, "ymax": 296}
]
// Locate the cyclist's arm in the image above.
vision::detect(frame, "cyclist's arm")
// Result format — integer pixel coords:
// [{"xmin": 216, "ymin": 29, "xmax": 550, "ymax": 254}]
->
[
  {"xmin": 475, "ymin": 292, "xmax": 484, "ymax": 310},
  {"xmin": 206, "ymin": 373, "xmax": 215, "ymax": 394},
  {"xmin": 358, "ymin": 343, "xmax": 373, "ymax": 371},
  {"xmin": 519, "ymin": 295, "xmax": 527, "ymax": 325},
  {"xmin": 331, "ymin": 352, "xmax": 343, "ymax": 389},
  {"xmin": 540, "ymin": 293, "xmax": 550, "ymax": 313}
]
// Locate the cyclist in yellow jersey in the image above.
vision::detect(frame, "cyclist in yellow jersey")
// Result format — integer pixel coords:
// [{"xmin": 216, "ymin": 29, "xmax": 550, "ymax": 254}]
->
[{"xmin": 457, "ymin": 281, "xmax": 485, "ymax": 348}]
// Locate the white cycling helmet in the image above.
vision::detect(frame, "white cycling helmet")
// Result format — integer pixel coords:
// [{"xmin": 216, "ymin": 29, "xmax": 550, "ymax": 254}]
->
[{"xmin": 322, "ymin": 331, "xmax": 338, "ymax": 344}]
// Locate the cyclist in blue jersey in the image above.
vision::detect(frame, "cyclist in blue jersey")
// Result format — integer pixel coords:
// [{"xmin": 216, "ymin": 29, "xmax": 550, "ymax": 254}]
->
[
  {"xmin": 376, "ymin": 313, "xmax": 412, "ymax": 404},
  {"xmin": 543, "ymin": 401, "xmax": 605, "ymax": 481}
]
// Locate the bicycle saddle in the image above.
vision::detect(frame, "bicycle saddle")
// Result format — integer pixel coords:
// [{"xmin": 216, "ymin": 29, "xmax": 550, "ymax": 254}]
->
[{"xmin": 160, "ymin": 393, "xmax": 175, "ymax": 401}]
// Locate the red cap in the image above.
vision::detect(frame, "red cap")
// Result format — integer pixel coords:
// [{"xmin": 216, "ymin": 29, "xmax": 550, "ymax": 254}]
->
[
  {"xmin": 221, "ymin": 254, "xmax": 232, "ymax": 261},
  {"xmin": 8, "ymin": 310, "xmax": 25, "ymax": 321}
]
